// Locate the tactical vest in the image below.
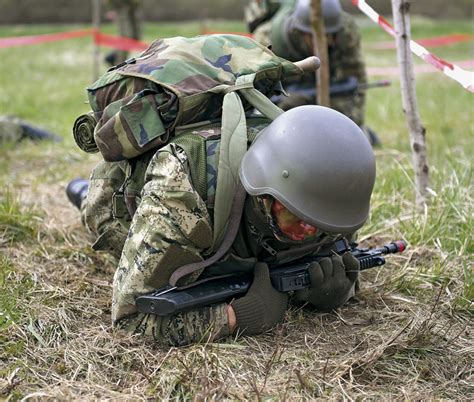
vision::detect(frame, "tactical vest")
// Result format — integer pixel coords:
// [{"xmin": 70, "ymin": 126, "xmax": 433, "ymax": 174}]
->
[
  {"xmin": 113, "ymin": 116, "xmax": 269, "ymax": 239},
  {"xmin": 113, "ymin": 116, "xmax": 325, "ymax": 280}
]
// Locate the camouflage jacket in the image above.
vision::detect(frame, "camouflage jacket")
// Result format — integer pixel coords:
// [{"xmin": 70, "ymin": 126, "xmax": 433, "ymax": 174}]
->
[
  {"xmin": 83, "ymin": 119, "xmax": 307, "ymax": 346},
  {"xmin": 0, "ymin": 115, "xmax": 23, "ymax": 144},
  {"xmin": 254, "ymin": 10, "xmax": 367, "ymax": 85},
  {"xmin": 253, "ymin": 10, "xmax": 368, "ymax": 125}
]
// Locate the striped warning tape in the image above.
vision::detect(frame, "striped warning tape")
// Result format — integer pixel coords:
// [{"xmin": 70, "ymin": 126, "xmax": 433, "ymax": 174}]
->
[
  {"xmin": 0, "ymin": 29, "xmax": 149, "ymax": 52},
  {"xmin": 352, "ymin": 0, "xmax": 474, "ymax": 92},
  {"xmin": 0, "ymin": 29, "xmax": 93, "ymax": 48}
]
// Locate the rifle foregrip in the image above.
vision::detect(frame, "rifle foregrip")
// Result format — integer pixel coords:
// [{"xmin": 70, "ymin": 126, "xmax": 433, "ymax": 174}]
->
[{"xmin": 358, "ymin": 255, "xmax": 385, "ymax": 270}]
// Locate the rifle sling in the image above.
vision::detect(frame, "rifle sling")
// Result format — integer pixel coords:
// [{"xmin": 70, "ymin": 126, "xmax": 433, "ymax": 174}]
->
[
  {"xmin": 168, "ymin": 182, "xmax": 247, "ymax": 287},
  {"xmin": 265, "ymin": 235, "xmax": 330, "ymax": 266}
]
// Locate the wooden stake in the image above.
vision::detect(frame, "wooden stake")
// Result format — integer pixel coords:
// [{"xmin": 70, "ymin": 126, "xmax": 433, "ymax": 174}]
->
[
  {"xmin": 310, "ymin": 0, "xmax": 330, "ymax": 107},
  {"xmin": 92, "ymin": 0, "xmax": 101, "ymax": 81},
  {"xmin": 391, "ymin": 0, "xmax": 429, "ymax": 208}
]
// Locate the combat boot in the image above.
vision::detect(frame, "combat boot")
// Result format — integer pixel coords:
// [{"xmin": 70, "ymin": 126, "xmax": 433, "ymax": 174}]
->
[
  {"xmin": 66, "ymin": 179, "xmax": 89, "ymax": 210},
  {"xmin": 361, "ymin": 125, "xmax": 382, "ymax": 147}
]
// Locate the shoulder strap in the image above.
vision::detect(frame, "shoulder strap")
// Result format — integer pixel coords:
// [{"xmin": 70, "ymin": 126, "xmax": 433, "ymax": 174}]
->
[
  {"xmin": 169, "ymin": 73, "xmax": 284, "ymax": 287},
  {"xmin": 168, "ymin": 182, "xmax": 247, "ymax": 287}
]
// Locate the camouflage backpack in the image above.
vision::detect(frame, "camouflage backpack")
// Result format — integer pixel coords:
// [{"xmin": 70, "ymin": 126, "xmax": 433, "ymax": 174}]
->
[{"xmin": 73, "ymin": 34, "xmax": 303, "ymax": 162}]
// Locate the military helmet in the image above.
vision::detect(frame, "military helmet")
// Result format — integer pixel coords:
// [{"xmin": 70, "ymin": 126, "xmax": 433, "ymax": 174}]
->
[
  {"xmin": 289, "ymin": 0, "xmax": 343, "ymax": 34},
  {"xmin": 239, "ymin": 105, "xmax": 376, "ymax": 234}
]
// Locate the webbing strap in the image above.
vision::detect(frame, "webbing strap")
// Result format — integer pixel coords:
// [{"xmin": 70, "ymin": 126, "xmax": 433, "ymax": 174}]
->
[
  {"xmin": 168, "ymin": 73, "xmax": 285, "ymax": 286},
  {"xmin": 211, "ymin": 81, "xmax": 248, "ymax": 250},
  {"xmin": 168, "ymin": 183, "xmax": 247, "ymax": 287}
]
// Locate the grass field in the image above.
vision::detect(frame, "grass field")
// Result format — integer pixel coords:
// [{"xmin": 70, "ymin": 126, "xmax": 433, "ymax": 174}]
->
[{"xmin": 0, "ymin": 18, "xmax": 473, "ymax": 400}]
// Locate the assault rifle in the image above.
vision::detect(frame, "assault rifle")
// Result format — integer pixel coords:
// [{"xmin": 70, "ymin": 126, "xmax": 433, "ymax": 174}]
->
[
  {"xmin": 135, "ymin": 239, "xmax": 406, "ymax": 316},
  {"xmin": 271, "ymin": 76, "xmax": 391, "ymax": 104}
]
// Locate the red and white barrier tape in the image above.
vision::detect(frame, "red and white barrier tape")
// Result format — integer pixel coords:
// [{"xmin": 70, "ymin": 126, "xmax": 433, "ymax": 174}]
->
[
  {"xmin": 0, "ymin": 29, "xmax": 93, "ymax": 48},
  {"xmin": 93, "ymin": 31, "xmax": 148, "ymax": 52},
  {"xmin": 0, "ymin": 29, "xmax": 149, "ymax": 52},
  {"xmin": 352, "ymin": 0, "xmax": 474, "ymax": 92},
  {"xmin": 370, "ymin": 34, "xmax": 474, "ymax": 50}
]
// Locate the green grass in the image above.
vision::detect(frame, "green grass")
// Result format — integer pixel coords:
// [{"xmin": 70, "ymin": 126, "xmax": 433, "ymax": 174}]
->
[
  {"xmin": 0, "ymin": 189, "xmax": 42, "ymax": 244},
  {"xmin": 0, "ymin": 18, "xmax": 472, "ymax": 399}
]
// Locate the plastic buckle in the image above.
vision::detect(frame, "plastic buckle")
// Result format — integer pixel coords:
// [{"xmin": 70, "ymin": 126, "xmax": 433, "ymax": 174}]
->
[
  {"xmin": 112, "ymin": 191, "xmax": 127, "ymax": 219},
  {"xmin": 261, "ymin": 241, "xmax": 277, "ymax": 256}
]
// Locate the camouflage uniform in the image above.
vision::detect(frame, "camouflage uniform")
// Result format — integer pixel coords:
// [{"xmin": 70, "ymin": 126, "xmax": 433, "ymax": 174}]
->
[
  {"xmin": 253, "ymin": 9, "xmax": 367, "ymax": 126},
  {"xmin": 0, "ymin": 115, "xmax": 23, "ymax": 144},
  {"xmin": 106, "ymin": 0, "xmax": 142, "ymax": 64},
  {"xmin": 77, "ymin": 34, "xmax": 335, "ymax": 346},
  {"xmin": 82, "ymin": 116, "xmax": 270, "ymax": 344},
  {"xmin": 81, "ymin": 146, "xmax": 228, "ymax": 345},
  {"xmin": 0, "ymin": 115, "xmax": 61, "ymax": 144}
]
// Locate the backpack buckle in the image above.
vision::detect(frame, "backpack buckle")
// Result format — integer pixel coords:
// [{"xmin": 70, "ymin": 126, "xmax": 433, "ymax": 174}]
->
[{"xmin": 112, "ymin": 191, "xmax": 127, "ymax": 219}]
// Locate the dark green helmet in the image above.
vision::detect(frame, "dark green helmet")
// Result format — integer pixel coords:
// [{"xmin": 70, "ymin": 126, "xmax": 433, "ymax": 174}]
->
[
  {"xmin": 289, "ymin": 0, "xmax": 343, "ymax": 34},
  {"xmin": 239, "ymin": 105, "xmax": 376, "ymax": 234}
]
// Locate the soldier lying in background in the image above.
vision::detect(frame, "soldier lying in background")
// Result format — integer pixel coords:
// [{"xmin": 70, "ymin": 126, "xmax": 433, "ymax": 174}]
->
[{"xmin": 0, "ymin": 115, "xmax": 61, "ymax": 145}]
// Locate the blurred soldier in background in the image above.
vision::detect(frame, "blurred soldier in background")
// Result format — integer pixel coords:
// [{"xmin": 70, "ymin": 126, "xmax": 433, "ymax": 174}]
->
[
  {"xmin": 246, "ymin": 0, "xmax": 376, "ymax": 142},
  {"xmin": 104, "ymin": 0, "xmax": 142, "ymax": 66},
  {"xmin": 0, "ymin": 115, "xmax": 61, "ymax": 145}
]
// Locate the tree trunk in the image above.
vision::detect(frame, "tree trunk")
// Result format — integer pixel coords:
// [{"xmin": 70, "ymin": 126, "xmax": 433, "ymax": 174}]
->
[
  {"xmin": 391, "ymin": 0, "xmax": 429, "ymax": 208},
  {"xmin": 310, "ymin": 0, "xmax": 330, "ymax": 107}
]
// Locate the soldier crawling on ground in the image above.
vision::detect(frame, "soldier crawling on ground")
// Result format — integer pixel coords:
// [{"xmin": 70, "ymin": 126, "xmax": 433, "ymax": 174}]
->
[{"xmin": 67, "ymin": 34, "xmax": 376, "ymax": 346}]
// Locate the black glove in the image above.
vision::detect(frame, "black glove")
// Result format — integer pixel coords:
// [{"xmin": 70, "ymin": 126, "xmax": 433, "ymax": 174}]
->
[
  {"xmin": 231, "ymin": 262, "xmax": 289, "ymax": 335},
  {"xmin": 294, "ymin": 252, "xmax": 359, "ymax": 311}
]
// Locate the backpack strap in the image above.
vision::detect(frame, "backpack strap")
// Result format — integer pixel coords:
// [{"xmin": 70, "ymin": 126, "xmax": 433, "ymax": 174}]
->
[
  {"xmin": 168, "ymin": 182, "xmax": 247, "ymax": 287},
  {"xmin": 169, "ymin": 74, "xmax": 284, "ymax": 287}
]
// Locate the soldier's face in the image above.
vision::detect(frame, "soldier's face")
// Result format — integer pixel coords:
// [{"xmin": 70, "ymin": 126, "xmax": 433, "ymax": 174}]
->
[{"xmin": 271, "ymin": 199, "xmax": 318, "ymax": 241}]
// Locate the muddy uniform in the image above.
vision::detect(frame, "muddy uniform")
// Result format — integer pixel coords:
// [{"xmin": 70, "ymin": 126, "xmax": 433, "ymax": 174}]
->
[{"xmin": 253, "ymin": 9, "xmax": 367, "ymax": 126}]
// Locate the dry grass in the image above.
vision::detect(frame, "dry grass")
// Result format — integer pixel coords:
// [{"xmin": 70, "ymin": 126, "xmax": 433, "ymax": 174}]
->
[
  {"xmin": 0, "ymin": 140, "xmax": 472, "ymax": 400},
  {"xmin": 1, "ymin": 19, "xmax": 473, "ymax": 400}
]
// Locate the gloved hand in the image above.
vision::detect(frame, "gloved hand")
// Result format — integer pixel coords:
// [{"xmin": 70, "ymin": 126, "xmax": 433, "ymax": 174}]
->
[
  {"xmin": 231, "ymin": 262, "xmax": 289, "ymax": 335},
  {"xmin": 294, "ymin": 252, "xmax": 359, "ymax": 311}
]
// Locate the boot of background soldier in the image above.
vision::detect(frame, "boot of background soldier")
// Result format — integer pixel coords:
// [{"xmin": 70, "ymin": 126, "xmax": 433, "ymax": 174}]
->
[
  {"xmin": 361, "ymin": 125, "xmax": 382, "ymax": 147},
  {"xmin": 0, "ymin": 115, "xmax": 61, "ymax": 144},
  {"xmin": 20, "ymin": 121, "xmax": 62, "ymax": 142},
  {"xmin": 66, "ymin": 179, "xmax": 89, "ymax": 210}
]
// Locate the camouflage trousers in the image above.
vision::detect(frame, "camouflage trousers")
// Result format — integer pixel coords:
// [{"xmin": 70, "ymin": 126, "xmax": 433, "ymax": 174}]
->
[{"xmin": 82, "ymin": 146, "xmax": 230, "ymax": 346}]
